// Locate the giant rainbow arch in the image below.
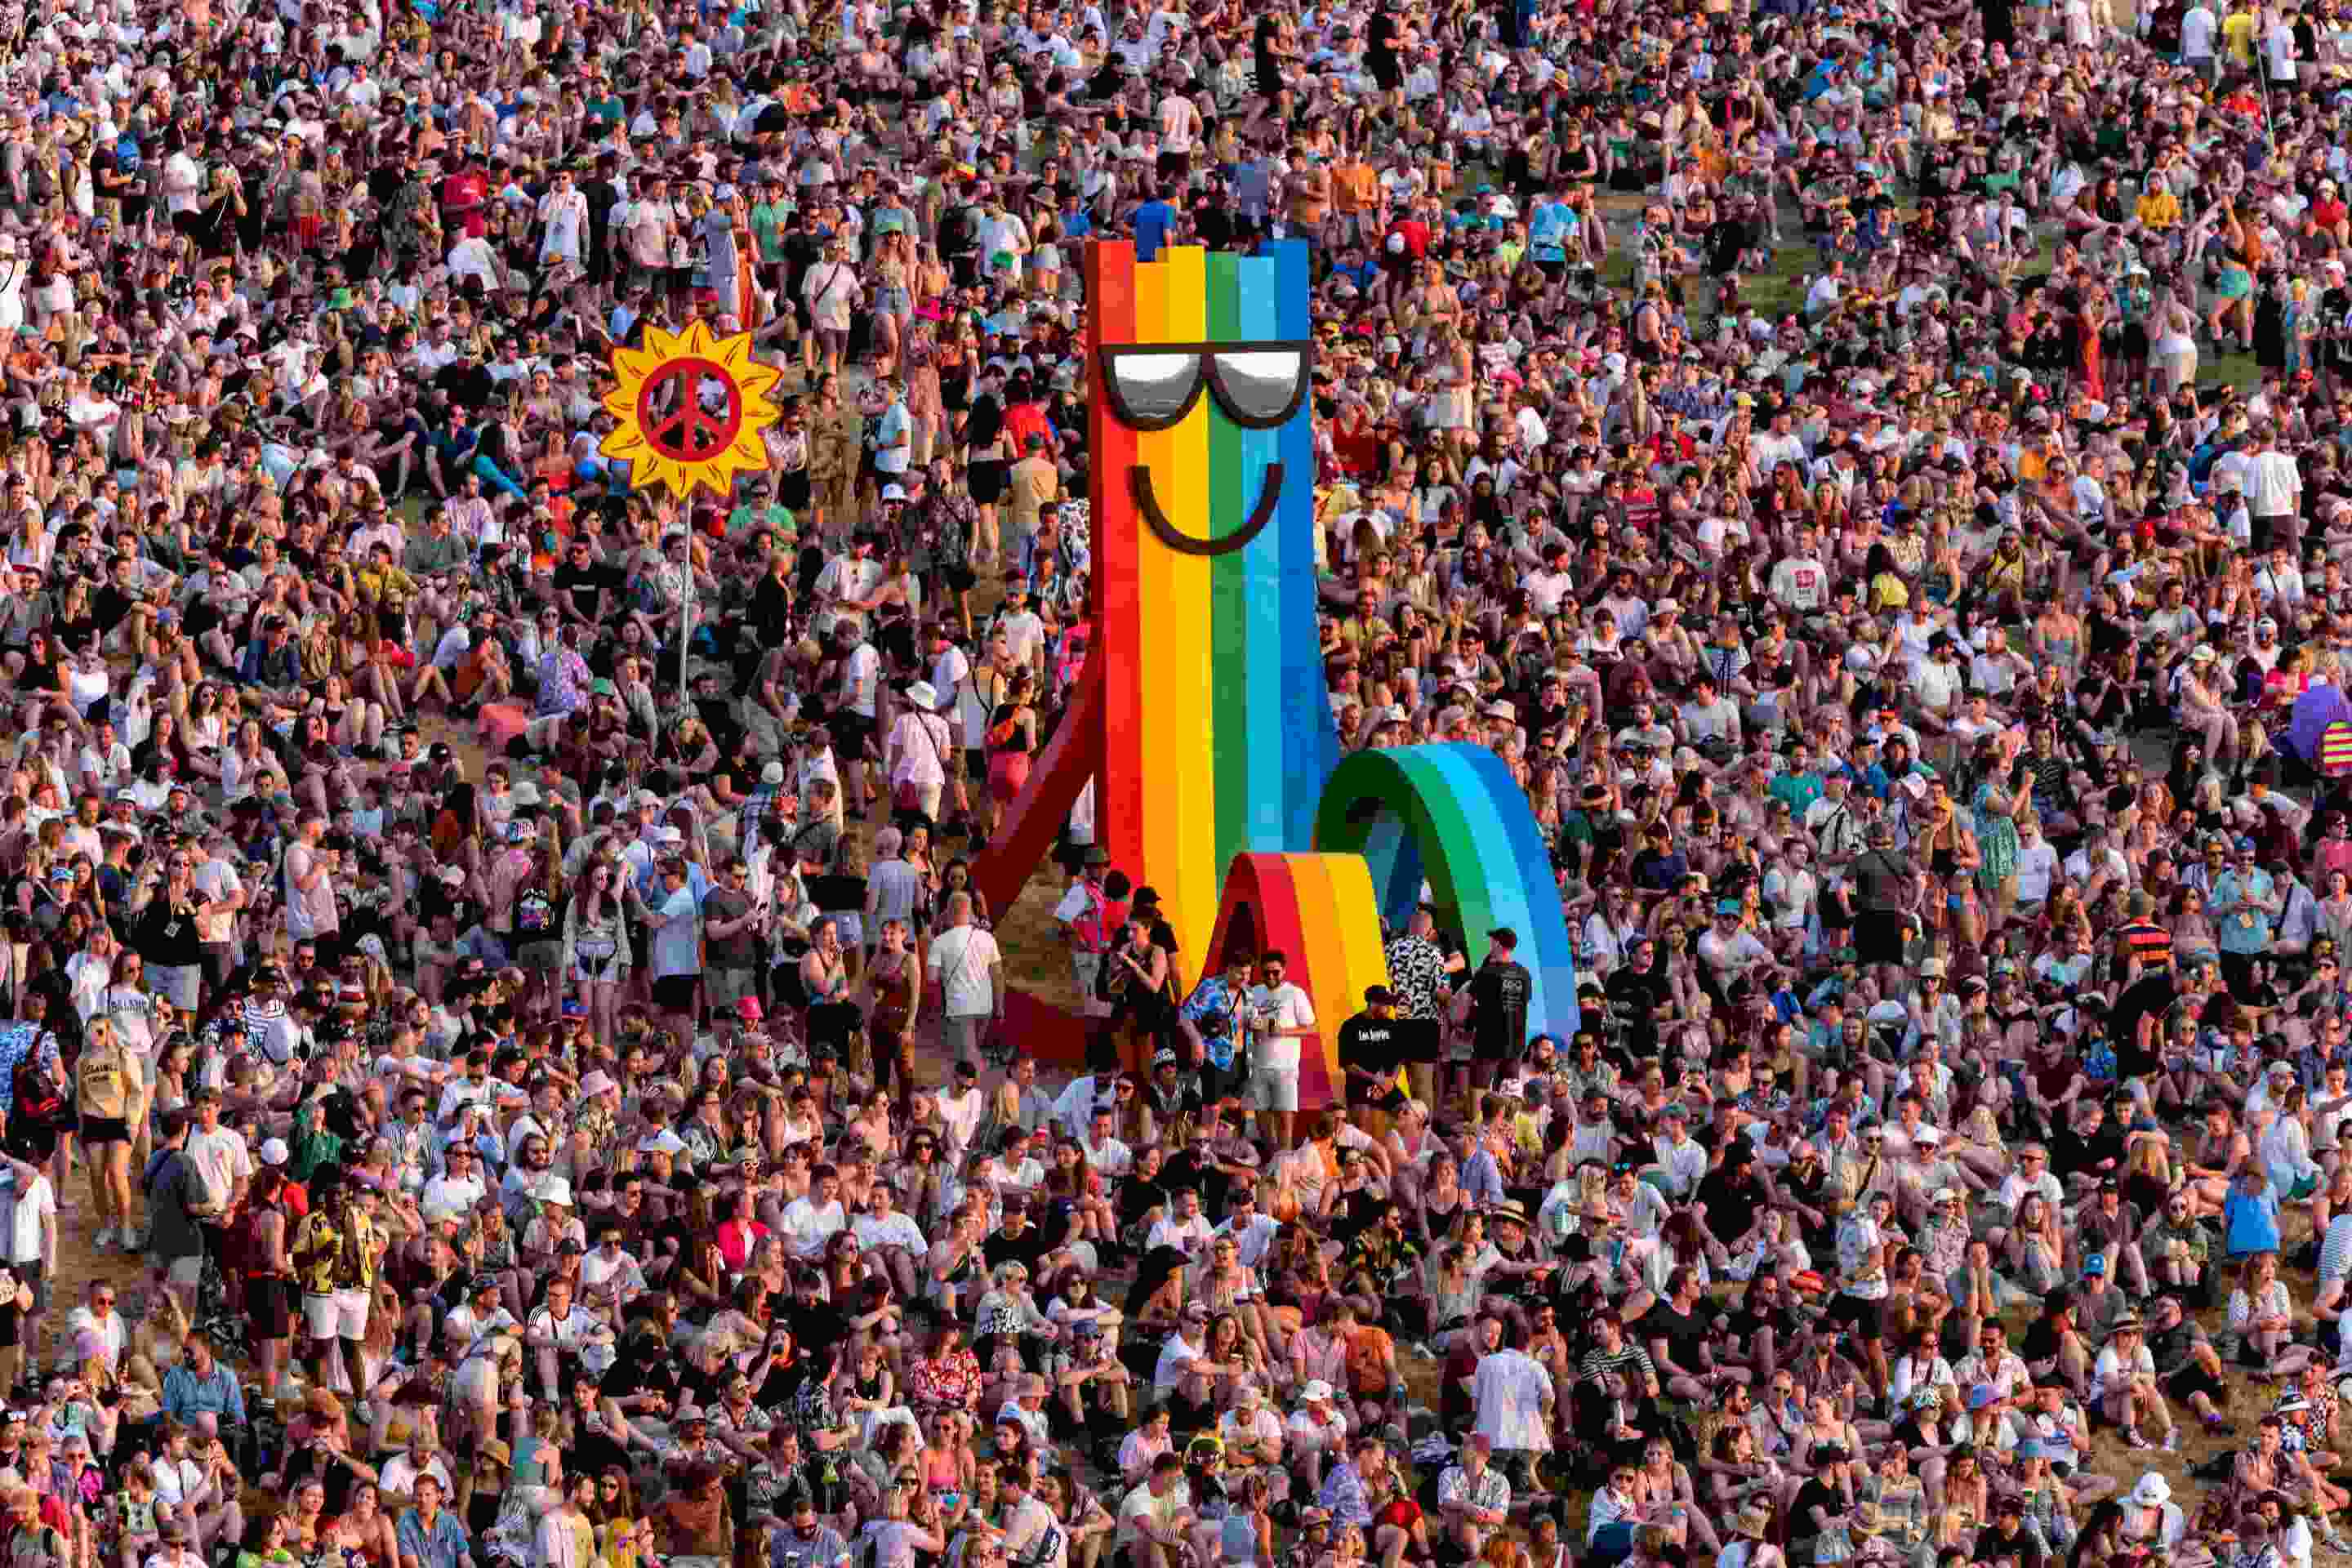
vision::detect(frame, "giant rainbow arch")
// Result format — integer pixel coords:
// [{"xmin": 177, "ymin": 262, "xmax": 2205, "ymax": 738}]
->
[{"xmin": 972, "ymin": 238, "xmax": 1578, "ymax": 1108}]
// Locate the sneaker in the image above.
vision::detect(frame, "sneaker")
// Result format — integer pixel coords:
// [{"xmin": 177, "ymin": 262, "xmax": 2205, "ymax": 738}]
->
[
  {"xmin": 2123, "ymin": 1428, "xmax": 2154, "ymax": 1450},
  {"xmin": 2163, "ymin": 1429, "xmax": 2178, "ymax": 1452},
  {"xmin": 92, "ymin": 1226, "xmax": 114, "ymax": 1251}
]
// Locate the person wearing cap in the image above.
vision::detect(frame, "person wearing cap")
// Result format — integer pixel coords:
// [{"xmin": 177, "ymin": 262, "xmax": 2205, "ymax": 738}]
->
[
  {"xmin": 1460, "ymin": 928, "xmax": 1530, "ymax": 1098},
  {"xmin": 1234, "ymin": 950, "xmax": 1316, "ymax": 1151},
  {"xmin": 1051, "ymin": 849, "xmax": 1122, "ymax": 1031},
  {"xmin": 1334, "ymin": 984, "xmax": 1413, "ymax": 1143},
  {"xmin": 2087, "ymin": 1312, "xmax": 2172, "ymax": 1451}
]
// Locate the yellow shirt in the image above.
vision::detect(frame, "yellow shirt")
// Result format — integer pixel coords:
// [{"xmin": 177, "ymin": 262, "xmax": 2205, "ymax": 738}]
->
[
  {"xmin": 2223, "ymin": 11, "xmax": 2258, "ymax": 63},
  {"xmin": 2136, "ymin": 185, "xmax": 2182, "ymax": 229},
  {"xmin": 292, "ymin": 1207, "xmax": 381, "ymax": 1294}
]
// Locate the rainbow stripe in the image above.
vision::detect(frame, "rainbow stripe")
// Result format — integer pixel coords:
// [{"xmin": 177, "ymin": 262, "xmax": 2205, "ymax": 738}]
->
[
  {"xmin": 1316, "ymin": 745, "xmax": 1583, "ymax": 1040},
  {"xmin": 1201, "ymin": 853, "xmax": 1391, "ymax": 1109},
  {"xmin": 1089, "ymin": 239, "xmax": 1334, "ymax": 965}
]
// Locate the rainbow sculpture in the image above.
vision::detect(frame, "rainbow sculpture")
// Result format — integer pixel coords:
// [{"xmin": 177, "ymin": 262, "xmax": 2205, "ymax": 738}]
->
[{"xmin": 973, "ymin": 238, "xmax": 1577, "ymax": 1108}]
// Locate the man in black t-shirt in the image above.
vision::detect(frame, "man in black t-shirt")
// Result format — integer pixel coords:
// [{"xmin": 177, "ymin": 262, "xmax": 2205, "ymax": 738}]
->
[
  {"xmin": 2109, "ymin": 969, "xmax": 2178, "ymax": 1081},
  {"xmin": 1791, "ymin": 1447, "xmax": 1854, "ymax": 1562},
  {"xmin": 784, "ymin": 1268, "xmax": 851, "ymax": 1361},
  {"xmin": 553, "ymin": 537, "xmax": 612, "ymax": 625},
  {"xmin": 1604, "ymin": 935, "xmax": 1670, "ymax": 1059},
  {"xmin": 1467, "ymin": 928, "xmax": 1533, "ymax": 1092},
  {"xmin": 1338, "ymin": 987, "xmax": 1413, "ymax": 1114},
  {"xmin": 981, "ymin": 1202, "xmax": 1057, "ymax": 1280},
  {"xmin": 1637, "ymin": 1265, "xmax": 1719, "ymax": 1403}
]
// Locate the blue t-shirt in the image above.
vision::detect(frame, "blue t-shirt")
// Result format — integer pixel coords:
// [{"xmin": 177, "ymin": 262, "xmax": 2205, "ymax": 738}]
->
[
  {"xmin": 1132, "ymin": 199, "xmax": 1178, "ymax": 261},
  {"xmin": 2225, "ymin": 1182, "xmax": 2283, "ymax": 1258},
  {"xmin": 1529, "ymin": 199, "xmax": 1576, "ymax": 264}
]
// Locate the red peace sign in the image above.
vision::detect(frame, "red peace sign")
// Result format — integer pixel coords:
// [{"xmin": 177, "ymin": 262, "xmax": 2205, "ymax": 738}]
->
[{"xmin": 635, "ymin": 356, "xmax": 746, "ymax": 461}]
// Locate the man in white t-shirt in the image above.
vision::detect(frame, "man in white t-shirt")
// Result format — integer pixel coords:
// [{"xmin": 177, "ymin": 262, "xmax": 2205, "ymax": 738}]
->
[
  {"xmin": 0, "ymin": 1152, "xmax": 54, "ymax": 1370},
  {"xmin": 1144, "ymin": 1186, "xmax": 1213, "ymax": 1257},
  {"xmin": 830, "ymin": 622, "xmax": 883, "ymax": 815},
  {"xmin": 924, "ymin": 892, "xmax": 1004, "ymax": 1067},
  {"xmin": 1078, "ymin": 1104, "xmax": 1134, "ymax": 1177},
  {"xmin": 1247, "ymin": 951, "xmax": 1317, "ymax": 1149},
  {"xmin": 180, "ymin": 1089, "xmax": 252, "ymax": 1223},
  {"xmin": 2182, "ymin": 0, "xmax": 2219, "ymax": 71},
  {"xmin": 1117, "ymin": 1450, "xmax": 1197, "ymax": 1563}
]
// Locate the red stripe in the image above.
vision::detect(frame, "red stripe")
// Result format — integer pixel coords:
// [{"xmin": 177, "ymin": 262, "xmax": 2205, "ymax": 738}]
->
[{"xmin": 1089, "ymin": 243, "xmax": 1144, "ymax": 879}]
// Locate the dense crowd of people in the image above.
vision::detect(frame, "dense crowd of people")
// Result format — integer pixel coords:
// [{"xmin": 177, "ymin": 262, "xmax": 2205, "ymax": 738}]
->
[{"xmin": 6, "ymin": 0, "xmax": 2352, "ymax": 1567}]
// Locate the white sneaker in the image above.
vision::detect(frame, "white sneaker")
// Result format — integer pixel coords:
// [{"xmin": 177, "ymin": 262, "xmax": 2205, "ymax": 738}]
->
[{"xmin": 91, "ymin": 1226, "xmax": 114, "ymax": 1250}]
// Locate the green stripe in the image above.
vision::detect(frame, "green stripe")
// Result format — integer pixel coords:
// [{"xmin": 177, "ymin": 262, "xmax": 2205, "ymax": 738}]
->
[{"xmin": 1206, "ymin": 252, "xmax": 1251, "ymax": 879}]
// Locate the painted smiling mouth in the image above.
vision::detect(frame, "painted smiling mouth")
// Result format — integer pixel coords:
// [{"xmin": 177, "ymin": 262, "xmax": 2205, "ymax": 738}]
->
[{"xmin": 1131, "ymin": 462, "xmax": 1285, "ymax": 558}]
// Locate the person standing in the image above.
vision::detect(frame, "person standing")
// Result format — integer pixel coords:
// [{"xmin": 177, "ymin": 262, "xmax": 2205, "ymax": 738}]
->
[
  {"xmin": 1470, "ymin": 1324, "xmax": 1556, "ymax": 1493},
  {"xmin": 180, "ymin": 1085, "xmax": 250, "ymax": 1265},
  {"xmin": 74, "ymin": 1015, "xmax": 143, "ymax": 1252},
  {"xmin": 924, "ymin": 892, "xmax": 1004, "ymax": 1067},
  {"xmin": 1053, "ymin": 849, "xmax": 1120, "ymax": 1009},
  {"xmin": 1829, "ymin": 1194, "xmax": 1893, "ymax": 1402},
  {"xmin": 1849, "ymin": 821, "xmax": 1917, "ymax": 996},
  {"xmin": 1246, "ymin": 951, "xmax": 1316, "ymax": 1151},
  {"xmin": 2247, "ymin": 422, "xmax": 2305, "ymax": 555},
  {"xmin": 1337, "ymin": 986, "xmax": 1410, "ymax": 1141},
  {"xmin": 1466, "ymin": 929, "xmax": 1533, "ymax": 1095},
  {"xmin": 0, "ymin": 1150, "xmax": 52, "ymax": 1390},
  {"xmin": 290, "ymin": 1174, "xmax": 385, "ymax": 1400},
  {"xmin": 284, "ymin": 810, "xmax": 341, "ymax": 963}
]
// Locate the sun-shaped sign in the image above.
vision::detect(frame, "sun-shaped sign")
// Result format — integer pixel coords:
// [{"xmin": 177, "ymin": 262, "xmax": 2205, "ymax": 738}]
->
[{"xmin": 599, "ymin": 320, "xmax": 785, "ymax": 499}]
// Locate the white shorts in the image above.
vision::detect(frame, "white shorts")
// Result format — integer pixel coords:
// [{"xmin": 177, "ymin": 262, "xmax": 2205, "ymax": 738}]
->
[
  {"xmin": 149, "ymin": 1254, "xmax": 203, "ymax": 1290},
  {"xmin": 1250, "ymin": 1065, "xmax": 1300, "ymax": 1113},
  {"xmin": 302, "ymin": 1286, "xmax": 372, "ymax": 1339},
  {"xmin": 455, "ymin": 1353, "xmax": 501, "ymax": 1408}
]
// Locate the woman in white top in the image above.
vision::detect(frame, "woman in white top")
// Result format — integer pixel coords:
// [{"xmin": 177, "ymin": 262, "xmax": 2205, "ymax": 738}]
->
[
  {"xmin": 2229, "ymin": 1250, "xmax": 2319, "ymax": 1379},
  {"xmin": 2088, "ymin": 1319, "xmax": 2167, "ymax": 1450}
]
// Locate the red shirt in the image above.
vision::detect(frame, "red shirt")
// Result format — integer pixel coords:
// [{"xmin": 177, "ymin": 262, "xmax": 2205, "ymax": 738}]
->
[
  {"xmin": 1388, "ymin": 220, "xmax": 1432, "ymax": 260},
  {"xmin": 1003, "ymin": 400, "xmax": 1053, "ymax": 455},
  {"xmin": 441, "ymin": 170, "xmax": 490, "ymax": 238},
  {"xmin": 715, "ymin": 1218, "xmax": 769, "ymax": 1271}
]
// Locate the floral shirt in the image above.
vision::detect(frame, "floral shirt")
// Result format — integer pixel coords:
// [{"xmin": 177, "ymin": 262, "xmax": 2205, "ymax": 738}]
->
[
  {"xmin": 1381, "ymin": 934, "xmax": 1449, "ymax": 1021},
  {"xmin": 789, "ymin": 1373, "xmax": 838, "ymax": 1437},
  {"xmin": 906, "ymin": 1349, "xmax": 982, "ymax": 1409},
  {"xmin": 536, "ymin": 644, "xmax": 591, "ymax": 719}
]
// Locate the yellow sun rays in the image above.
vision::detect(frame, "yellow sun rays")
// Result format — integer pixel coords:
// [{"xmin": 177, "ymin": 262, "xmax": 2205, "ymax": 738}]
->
[{"xmin": 599, "ymin": 320, "xmax": 786, "ymax": 500}]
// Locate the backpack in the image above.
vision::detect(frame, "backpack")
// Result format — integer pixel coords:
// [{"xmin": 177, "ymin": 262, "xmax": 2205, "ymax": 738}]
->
[
  {"xmin": 516, "ymin": 886, "xmax": 555, "ymax": 936},
  {"xmin": 222, "ymin": 1190, "xmax": 278, "ymax": 1279}
]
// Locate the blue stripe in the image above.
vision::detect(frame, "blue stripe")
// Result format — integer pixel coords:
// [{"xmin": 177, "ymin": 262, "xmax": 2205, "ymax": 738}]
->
[{"xmin": 1268, "ymin": 237, "xmax": 1333, "ymax": 850}]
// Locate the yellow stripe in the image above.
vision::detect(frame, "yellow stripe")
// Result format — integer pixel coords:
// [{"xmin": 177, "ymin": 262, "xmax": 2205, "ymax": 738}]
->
[
  {"xmin": 1129, "ymin": 259, "xmax": 1180, "ymax": 965},
  {"xmin": 1290, "ymin": 853, "xmax": 1388, "ymax": 1106},
  {"xmin": 1155, "ymin": 247, "xmax": 1213, "ymax": 969},
  {"xmin": 1316, "ymin": 855, "xmax": 1408, "ymax": 1100}
]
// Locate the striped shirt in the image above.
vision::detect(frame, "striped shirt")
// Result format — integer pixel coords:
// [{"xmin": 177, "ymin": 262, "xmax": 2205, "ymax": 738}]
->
[{"xmin": 1578, "ymin": 1343, "xmax": 1658, "ymax": 1388}]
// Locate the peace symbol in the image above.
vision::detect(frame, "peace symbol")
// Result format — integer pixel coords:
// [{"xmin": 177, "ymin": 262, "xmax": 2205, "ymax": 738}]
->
[{"xmin": 634, "ymin": 356, "xmax": 746, "ymax": 461}]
